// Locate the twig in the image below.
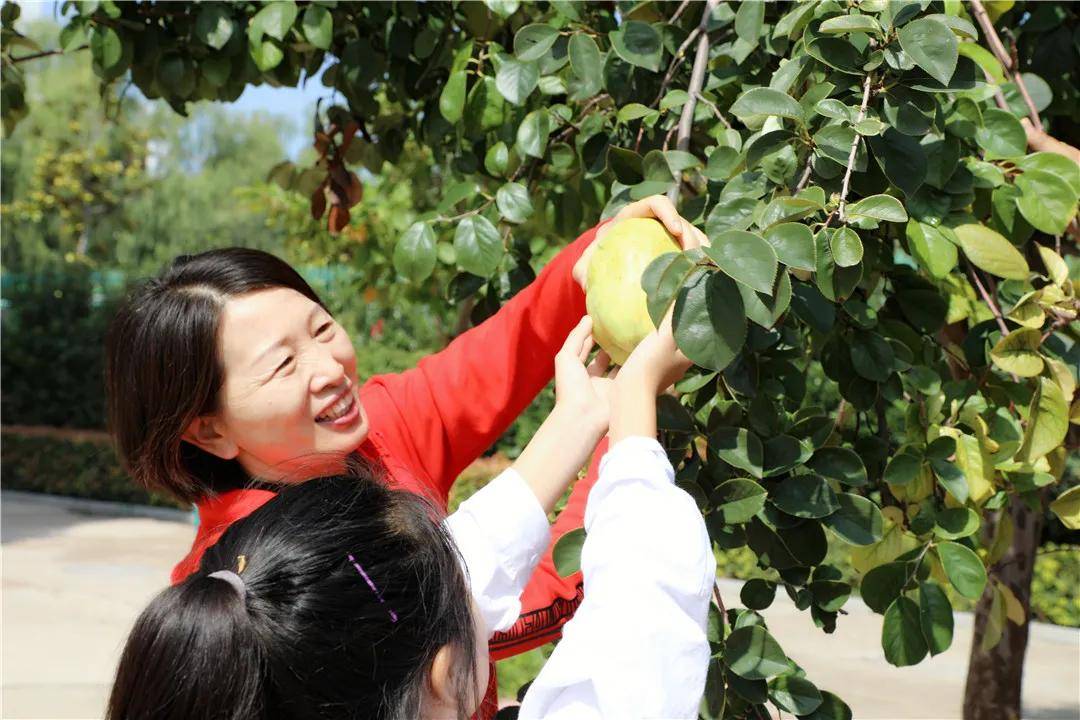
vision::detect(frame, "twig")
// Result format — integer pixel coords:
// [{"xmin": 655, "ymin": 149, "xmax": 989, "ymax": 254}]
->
[
  {"xmin": 7, "ymin": 46, "xmax": 87, "ymax": 63},
  {"xmin": 838, "ymin": 73, "xmax": 874, "ymax": 222},
  {"xmin": 695, "ymin": 91, "xmax": 729, "ymax": 127},
  {"xmin": 670, "ymin": 0, "xmax": 692, "ymax": 24},
  {"xmin": 965, "ymin": 259, "xmax": 1010, "ymax": 337},
  {"xmin": 794, "ymin": 156, "xmax": 814, "ymax": 192},
  {"xmin": 654, "ymin": 26, "xmax": 701, "ymax": 107},
  {"xmin": 969, "ymin": 0, "xmax": 1041, "ymax": 126},
  {"xmin": 667, "ymin": 0, "xmax": 719, "ymax": 203},
  {"xmin": 712, "ymin": 578, "xmax": 727, "ymax": 617}
]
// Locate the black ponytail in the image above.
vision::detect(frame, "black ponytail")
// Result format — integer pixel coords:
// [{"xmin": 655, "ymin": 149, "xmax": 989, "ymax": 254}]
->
[
  {"xmin": 107, "ymin": 473, "xmax": 480, "ymax": 720},
  {"xmin": 107, "ymin": 575, "xmax": 265, "ymax": 720}
]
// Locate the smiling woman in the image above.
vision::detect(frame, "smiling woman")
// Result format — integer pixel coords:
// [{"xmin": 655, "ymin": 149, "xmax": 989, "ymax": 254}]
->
[{"xmin": 102, "ymin": 197, "xmax": 703, "ymax": 719}]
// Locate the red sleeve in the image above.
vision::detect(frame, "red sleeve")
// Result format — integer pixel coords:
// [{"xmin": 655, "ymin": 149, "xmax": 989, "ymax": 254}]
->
[
  {"xmin": 361, "ymin": 222, "xmax": 603, "ymax": 496},
  {"xmin": 488, "ymin": 436, "xmax": 608, "ymax": 660}
]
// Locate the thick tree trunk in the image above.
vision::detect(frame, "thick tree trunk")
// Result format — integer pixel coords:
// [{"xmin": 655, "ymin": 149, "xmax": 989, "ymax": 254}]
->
[{"xmin": 962, "ymin": 496, "xmax": 1045, "ymax": 720}]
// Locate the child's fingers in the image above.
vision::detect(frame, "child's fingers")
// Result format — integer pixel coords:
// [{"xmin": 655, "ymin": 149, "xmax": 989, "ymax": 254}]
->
[
  {"xmin": 615, "ymin": 195, "xmax": 682, "ymax": 237},
  {"xmin": 560, "ymin": 316, "xmax": 593, "ymax": 357},
  {"xmin": 578, "ymin": 333, "xmax": 596, "ymax": 363},
  {"xmin": 587, "ymin": 349, "xmax": 611, "ymax": 377}
]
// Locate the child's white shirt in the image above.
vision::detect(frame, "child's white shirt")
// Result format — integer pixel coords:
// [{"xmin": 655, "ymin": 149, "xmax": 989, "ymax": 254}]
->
[{"xmin": 444, "ymin": 436, "xmax": 715, "ymax": 720}]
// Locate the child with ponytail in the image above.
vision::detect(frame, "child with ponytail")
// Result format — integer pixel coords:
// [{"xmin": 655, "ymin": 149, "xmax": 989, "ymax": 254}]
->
[{"xmin": 108, "ymin": 313, "xmax": 715, "ymax": 720}]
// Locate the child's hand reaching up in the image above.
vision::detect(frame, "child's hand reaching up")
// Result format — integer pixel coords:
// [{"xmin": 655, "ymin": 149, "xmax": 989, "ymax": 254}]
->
[
  {"xmin": 554, "ymin": 316, "xmax": 613, "ymax": 436},
  {"xmin": 511, "ymin": 316, "xmax": 614, "ymax": 514},
  {"xmin": 611, "ymin": 308, "xmax": 692, "ymax": 444}
]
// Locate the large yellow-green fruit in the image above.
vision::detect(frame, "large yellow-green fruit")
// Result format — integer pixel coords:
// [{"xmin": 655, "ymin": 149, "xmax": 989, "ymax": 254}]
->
[{"xmin": 585, "ymin": 218, "xmax": 679, "ymax": 364}]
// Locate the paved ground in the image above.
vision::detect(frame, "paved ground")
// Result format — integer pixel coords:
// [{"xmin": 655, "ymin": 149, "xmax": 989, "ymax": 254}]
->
[{"xmin": 2, "ymin": 490, "xmax": 1078, "ymax": 720}]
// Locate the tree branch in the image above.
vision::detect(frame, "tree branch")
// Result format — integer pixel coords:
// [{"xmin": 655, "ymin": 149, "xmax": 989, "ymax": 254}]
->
[
  {"xmin": 667, "ymin": 0, "xmax": 719, "ymax": 203},
  {"xmin": 838, "ymin": 73, "xmax": 874, "ymax": 223},
  {"xmin": 8, "ymin": 46, "xmax": 87, "ymax": 63},
  {"xmin": 969, "ymin": 0, "xmax": 1040, "ymax": 126},
  {"xmin": 965, "ymin": 259, "xmax": 1010, "ymax": 337}
]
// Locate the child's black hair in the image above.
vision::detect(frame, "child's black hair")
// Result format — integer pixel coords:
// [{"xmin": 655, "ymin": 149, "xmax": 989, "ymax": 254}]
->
[{"xmin": 107, "ymin": 471, "xmax": 479, "ymax": 720}]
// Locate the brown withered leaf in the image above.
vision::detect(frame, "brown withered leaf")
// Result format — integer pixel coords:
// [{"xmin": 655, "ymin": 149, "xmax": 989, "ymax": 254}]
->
[
  {"xmin": 328, "ymin": 205, "xmax": 350, "ymax": 233},
  {"xmin": 310, "ymin": 180, "xmax": 327, "ymax": 221}
]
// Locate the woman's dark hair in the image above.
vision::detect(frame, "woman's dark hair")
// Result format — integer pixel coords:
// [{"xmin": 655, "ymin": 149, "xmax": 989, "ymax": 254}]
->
[
  {"xmin": 107, "ymin": 471, "xmax": 480, "ymax": 720},
  {"xmin": 105, "ymin": 248, "xmax": 327, "ymax": 503}
]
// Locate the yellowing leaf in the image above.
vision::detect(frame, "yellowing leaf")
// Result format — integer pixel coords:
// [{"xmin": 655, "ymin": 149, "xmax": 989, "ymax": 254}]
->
[
  {"xmin": 1046, "ymin": 357, "xmax": 1076, "ymax": 403},
  {"xmin": 990, "ymin": 328, "xmax": 1045, "ymax": 377},
  {"xmin": 954, "ymin": 224, "xmax": 1030, "ymax": 280},
  {"xmin": 938, "ymin": 427, "xmax": 996, "ymax": 506},
  {"xmin": 1037, "ymin": 244, "xmax": 1069, "ymax": 286},
  {"xmin": 986, "ymin": 512, "xmax": 1013, "ymax": 567},
  {"xmin": 996, "ymin": 581, "xmax": 1026, "ymax": 625},
  {"xmin": 850, "ymin": 506, "xmax": 920, "ymax": 574},
  {"xmin": 1007, "ymin": 295, "xmax": 1045, "ymax": 329},
  {"xmin": 1017, "ymin": 377, "xmax": 1069, "ymax": 463},
  {"xmin": 1049, "ymin": 485, "xmax": 1080, "ymax": 530}
]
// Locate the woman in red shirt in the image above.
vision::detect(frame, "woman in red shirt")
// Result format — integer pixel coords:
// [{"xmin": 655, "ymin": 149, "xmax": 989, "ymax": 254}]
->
[{"xmin": 104, "ymin": 196, "xmax": 704, "ymax": 716}]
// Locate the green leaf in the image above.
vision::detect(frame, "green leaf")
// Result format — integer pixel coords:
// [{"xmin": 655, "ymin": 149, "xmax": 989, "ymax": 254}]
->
[
  {"xmin": 862, "ymin": 561, "xmax": 910, "ymax": 613},
  {"xmin": 453, "ymin": 215, "xmax": 504, "ymax": 276},
  {"xmin": 934, "ymin": 508, "xmax": 981, "ymax": 540},
  {"xmin": 672, "ymin": 271, "xmax": 747, "ymax": 372},
  {"xmin": 883, "ymin": 597, "xmax": 929, "ymax": 666},
  {"xmin": 724, "ymin": 625, "xmax": 790, "ymax": 680},
  {"xmin": 990, "ymin": 328, "xmax": 1045, "ymax": 377},
  {"xmin": 553, "ymin": 527, "xmax": 585, "ymax": 577},
  {"xmin": 704, "ymin": 230, "xmax": 778, "ymax": 295},
  {"xmin": 514, "ymin": 23, "xmax": 559, "ymax": 61},
  {"xmin": 930, "ymin": 457, "xmax": 968, "ymax": 503},
  {"xmin": 248, "ymin": 36, "xmax": 284, "ymax": 72},
  {"xmin": 642, "ymin": 251, "xmax": 695, "ymax": 327},
  {"xmin": 1016, "ymin": 377, "xmax": 1069, "ymax": 463},
  {"xmin": 568, "ymin": 33, "xmax": 603, "ymax": 92},
  {"xmin": 869, "ymin": 129, "xmax": 927, "ymax": 196},
  {"xmin": 1014, "ymin": 169, "xmax": 1079, "ymax": 235},
  {"xmin": 819, "ymin": 13, "xmax": 882, "ymax": 35},
  {"xmin": 484, "ymin": 142, "xmax": 509, "ymax": 177},
  {"xmin": 830, "ymin": 227, "xmax": 863, "ymax": 267},
  {"xmin": 884, "ymin": 452, "xmax": 922, "ymax": 486},
  {"xmin": 953, "ymin": 224, "xmax": 1029, "ymax": 280},
  {"xmin": 975, "ymin": 108, "xmax": 1027, "ymax": 160},
  {"xmin": 1049, "ymin": 485, "xmax": 1080, "ymax": 531},
  {"xmin": 809, "ymin": 447, "xmax": 868, "ymax": 487},
  {"xmin": 850, "ymin": 332, "xmax": 894, "ymax": 382},
  {"xmin": 250, "ymin": 0, "xmax": 297, "ymax": 41},
  {"xmin": 936, "ymin": 541, "xmax": 987, "ymax": 599},
  {"xmin": 769, "ymin": 675, "xmax": 823, "ymax": 716},
  {"xmin": 801, "ymin": 692, "xmax": 853, "ymax": 720},
  {"xmin": 617, "ymin": 102, "xmax": 656, "ymax": 123},
  {"xmin": 495, "ymin": 182, "xmax": 533, "ymax": 224},
  {"xmin": 195, "ymin": 5, "xmax": 235, "ymax": 50},
  {"xmin": 516, "ymin": 109, "xmax": 551, "ymax": 159},
  {"xmin": 740, "ymin": 578, "xmax": 777, "ymax": 610},
  {"xmin": 763, "ymin": 223, "xmax": 815, "ymax": 271},
  {"xmin": 898, "ymin": 18, "xmax": 958, "ymax": 87},
  {"xmin": 439, "ymin": 71, "xmax": 467, "ymax": 123},
  {"xmin": 772, "ymin": 474, "xmax": 839, "ymax": 518},
  {"xmin": 958, "ymin": 42, "xmax": 1006, "ymax": 84},
  {"xmin": 609, "ymin": 21, "xmax": 662, "ymax": 72},
  {"xmin": 847, "ymin": 194, "xmax": 908, "ymax": 223},
  {"xmin": 1016, "ymin": 152, "xmax": 1080, "ymax": 196},
  {"xmin": 823, "ymin": 493, "xmax": 884, "ymax": 545},
  {"xmin": 301, "ymin": 5, "xmax": 332, "ymax": 50},
  {"xmin": 90, "ymin": 25, "xmax": 123, "ymax": 70},
  {"xmin": 393, "ymin": 222, "xmax": 437, "ymax": 284},
  {"xmin": 730, "ymin": 87, "xmax": 805, "ymax": 124},
  {"xmin": 919, "ymin": 582, "xmax": 954, "ymax": 656},
  {"xmin": 735, "ymin": 0, "xmax": 765, "ymax": 45},
  {"xmin": 496, "ymin": 58, "xmax": 540, "ymax": 105},
  {"xmin": 907, "ymin": 221, "xmax": 957, "ymax": 279},
  {"xmin": 710, "ymin": 427, "xmax": 764, "ymax": 481},
  {"xmin": 738, "ymin": 270, "xmax": 791, "ymax": 329}
]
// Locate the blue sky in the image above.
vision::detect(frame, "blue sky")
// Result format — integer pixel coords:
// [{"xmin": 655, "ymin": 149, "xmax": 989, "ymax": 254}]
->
[{"xmin": 19, "ymin": 0, "xmax": 325, "ymax": 159}]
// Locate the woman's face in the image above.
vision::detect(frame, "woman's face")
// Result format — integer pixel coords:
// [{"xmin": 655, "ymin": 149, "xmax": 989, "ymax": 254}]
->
[{"xmin": 207, "ymin": 287, "xmax": 370, "ymax": 482}]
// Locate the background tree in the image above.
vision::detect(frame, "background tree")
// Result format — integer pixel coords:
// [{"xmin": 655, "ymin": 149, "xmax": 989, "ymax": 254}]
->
[{"xmin": 3, "ymin": 2, "xmax": 1078, "ymax": 719}]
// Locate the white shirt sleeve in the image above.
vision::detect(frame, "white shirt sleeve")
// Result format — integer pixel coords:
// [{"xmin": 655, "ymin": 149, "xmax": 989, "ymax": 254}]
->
[
  {"xmin": 443, "ymin": 468, "xmax": 551, "ymax": 637},
  {"xmin": 518, "ymin": 436, "xmax": 715, "ymax": 720}
]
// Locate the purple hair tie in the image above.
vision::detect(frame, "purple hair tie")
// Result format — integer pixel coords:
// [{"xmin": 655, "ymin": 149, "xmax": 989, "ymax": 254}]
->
[{"xmin": 347, "ymin": 553, "xmax": 398, "ymax": 623}]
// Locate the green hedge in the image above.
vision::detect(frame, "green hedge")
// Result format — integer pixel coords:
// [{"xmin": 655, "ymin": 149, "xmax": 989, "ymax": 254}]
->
[{"xmin": 0, "ymin": 432, "xmax": 186, "ymax": 509}]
